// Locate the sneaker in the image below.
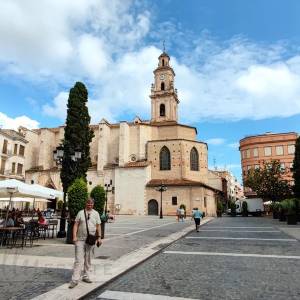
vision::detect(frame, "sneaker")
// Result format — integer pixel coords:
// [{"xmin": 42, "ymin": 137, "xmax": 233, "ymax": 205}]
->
[
  {"xmin": 69, "ymin": 281, "xmax": 78, "ymax": 289},
  {"xmin": 82, "ymin": 277, "xmax": 93, "ymax": 283}
]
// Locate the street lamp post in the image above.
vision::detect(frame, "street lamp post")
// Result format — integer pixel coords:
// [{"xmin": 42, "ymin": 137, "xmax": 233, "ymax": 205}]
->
[
  {"xmin": 155, "ymin": 183, "xmax": 167, "ymax": 219},
  {"xmin": 53, "ymin": 146, "xmax": 81, "ymax": 238},
  {"xmin": 104, "ymin": 180, "xmax": 114, "ymax": 213},
  {"xmin": 102, "ymin": 180, "xmax": 114, "ymax": 239}
]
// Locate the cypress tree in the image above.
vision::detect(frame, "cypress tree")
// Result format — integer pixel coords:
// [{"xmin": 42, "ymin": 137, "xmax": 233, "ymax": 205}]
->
[
  {"xmin": 60, "ymin": 82, "xmax": 94, "ymax": 193},
  {"xmin": 58, "ymin": 82, "xmax": 94, "ymax": 239},
  {"xmin": 293, "ymin": 136, "xmax": 300, "ymax": 198}
]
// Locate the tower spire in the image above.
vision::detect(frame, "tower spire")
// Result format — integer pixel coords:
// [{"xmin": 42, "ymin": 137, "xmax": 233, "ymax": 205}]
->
[{"xmin": 163, "ymin": 40, "xmax": 165, "ymax": 52}]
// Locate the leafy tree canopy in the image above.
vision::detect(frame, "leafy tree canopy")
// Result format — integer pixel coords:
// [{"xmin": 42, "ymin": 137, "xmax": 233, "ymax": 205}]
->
[
  {"xmin": 244, "ymin": 160, "xmax": 292, "ymax": 202},
  {"xmin": 293, "ymin": 136, "xmax": 300, "ymax": 198}
]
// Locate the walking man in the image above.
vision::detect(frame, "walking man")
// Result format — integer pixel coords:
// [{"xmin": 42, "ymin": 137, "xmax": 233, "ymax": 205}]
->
[
  {"xmin": 69, "ymin": 198, "xmax": 102, "ymax": 288},
  {"xmin": 192, "ymin": 207, "xmax": 203, "ymax": 232}
]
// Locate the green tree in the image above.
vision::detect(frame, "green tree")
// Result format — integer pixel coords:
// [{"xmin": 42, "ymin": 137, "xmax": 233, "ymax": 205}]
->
[
  {"xmin": 60, "ymin": 82, "xmax": 94, "ymax": 193},
  {"xmin": 68, "ymin": 178, "xmax": 88, "ymax": 220},
  {"xmin": 244, "ymin": 160, "xmax": 292, "ymax": 202},
  {"xmin": 293, "ymin": 136, "xmax": 300, "ymax": 198},
  {"xmin": 90, "ymin": 185, "xmax": 106, "ymax": 215}
]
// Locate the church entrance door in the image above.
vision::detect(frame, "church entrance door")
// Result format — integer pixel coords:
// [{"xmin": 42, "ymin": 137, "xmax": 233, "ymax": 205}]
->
[{"xmin": 148, "ymin": 199, "xmax": 158, "ymax": 215}]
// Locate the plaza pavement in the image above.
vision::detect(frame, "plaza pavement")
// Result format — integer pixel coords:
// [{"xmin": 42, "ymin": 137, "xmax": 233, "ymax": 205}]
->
[
  {"xmin": 84, "ymin": 216, "xmax": 300, "ymax": 300},
  {"xmin": 0, "ymin": 215, "xmax": 212, "ymax": 299}
]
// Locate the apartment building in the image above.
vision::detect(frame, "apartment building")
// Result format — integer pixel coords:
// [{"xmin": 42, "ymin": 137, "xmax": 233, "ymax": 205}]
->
[
  {"xmin": 239, "ymin": 132, "xmax": 298, "ymax": 195},
  {"xmin": 0, "ymin": 129, "xmax": 28, "ymax": 181}
]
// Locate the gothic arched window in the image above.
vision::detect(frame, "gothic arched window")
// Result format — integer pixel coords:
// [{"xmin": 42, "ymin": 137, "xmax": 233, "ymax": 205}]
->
[
  {"xmin": 190, "ymin": 147, "xmax": 199, "ymax": 171},
  {"xmin": 161, "ymin": 82, "xmax": 165, "ymax": 91},
  {"xmin": 162, "ymin": 59, "xmax": 165, "ymax": 66},
  {"xmin": 160, "ymin": 104, "xmax": 165, "ymax": 117},
  {"xmin": 160, "ymin": 146, "xmax": 171, "ymax": 170}
]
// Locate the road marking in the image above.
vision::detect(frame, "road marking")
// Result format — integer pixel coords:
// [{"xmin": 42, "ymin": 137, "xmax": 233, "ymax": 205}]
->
[
  {"xmin": 204, "ymin": 226, "xmax": 274, "ymax": 229},
  {"xmin": 105, "ymin": 221, "xmax": 185, "ymax": 241},
  {"xmin": 199, "ymin": 229, "xmax": 280, "ymax": 233},
  {"xmin": 164, "ymin": 251, "xmax": 300, "ymax": 260},
  {"xmin": 185, "ymin": 237, "xmax": 297, "ymax": 242},
  {"xmin": 98, "ymin": 290, "xmax": 196, "ymax": 300},
  {"xmin": 108, "ymin": 226, "xmax": 148, "ymax": 230}
]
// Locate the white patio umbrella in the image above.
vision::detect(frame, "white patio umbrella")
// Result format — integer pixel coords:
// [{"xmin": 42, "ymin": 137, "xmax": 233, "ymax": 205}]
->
[
  {"xmin": 31, "ymin": 184, "xmax": 63, "ymax": 200},
  {"xmin": 0, "ymin": 179, "xmax": 56, "ymax": 224}
]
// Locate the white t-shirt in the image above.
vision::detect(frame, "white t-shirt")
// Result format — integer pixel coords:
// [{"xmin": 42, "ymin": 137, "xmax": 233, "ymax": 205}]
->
[{"xmin": 75, "ymin": 209, "xmax": 101, "ymax": 241}]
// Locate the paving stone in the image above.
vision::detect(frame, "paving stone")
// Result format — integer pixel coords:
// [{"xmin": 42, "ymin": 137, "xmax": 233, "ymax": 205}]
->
[{"xmin": 85, "ymin": 216, "xmax": 300, "ymax": 300}]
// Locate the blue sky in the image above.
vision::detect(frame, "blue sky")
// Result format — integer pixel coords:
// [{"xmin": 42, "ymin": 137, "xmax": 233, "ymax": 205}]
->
[{"xmin": 1, "ymin": 0, "xmax": 300, "ymax": 183}]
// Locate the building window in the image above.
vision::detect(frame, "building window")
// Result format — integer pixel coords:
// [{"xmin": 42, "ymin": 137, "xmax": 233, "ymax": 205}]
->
[
  {"xmin": 280, "ymin": 163, "xmax": 285, "ymax": 170},
  {"xmin": 264, "ymin": 146, "xmax": 272, "ymax": 156},
  {"xmin": 276, "ymin": 146, "xmax": 284, "ymax": 156},
  {"xmin": 14, "ymin": 144, "xmax": 18, "ymax": 155},
  {"xmin": 160, "ymin": 104, "xmax": 166, "ymax": 117},
  {"xmin": 254, "ymin": 164, "xmax": 260, "ymax": 170},
  {"xmin": 11, "ymin": 162, "xmax": 16, "ymax": 174},
  {"xmin": 246, "ymin": 149, "xmax": 250, "ymax": 158},
  {"xmin": 172, "ymin": 196, "xmax": 177, "ymax": 205},
  {"xmin": 161, "ymin": 82, "xmax": 165, "ymax": 91},
  {"xmin": 204, "ymin": 197, "xmax": 207, "ymax": 208},
  {"xmin": 160, "ymin": 146, "xmax": 171, "ymax": 170},
  {"xmin": 247, "ymin": 165, "xmax": 251, "ymax": 172},
  {"xmin": 162, "ymin": 59, "xmax": 165, "ymax": 66},
  {"xmin": 288, "ymin": 144, "xmax": 295, "ymax": 154},
  {"xmin": 190, "ymin": 147, "xmax": 199, "ymax": 171},
  {"xmin": 0, "ymin": 159, "xmax": 5, "ymax": 174},
  {"xmin": 19, "ymin": 145, "xmax": 25, "ymax": 156},
  {"xmin": 17, "ymin": 163, "xmax": 23, "ymax": 175},
  {"xmin": 290, "ymin": 162, "xmax": 294, "ymax": 169},
  {"xmin": 2, "ymin": 139, "xmax": 8, "ymax": 154},
  {"xmin": 253, "ymin": 148, "xmax": 258, "ymax": 157}
]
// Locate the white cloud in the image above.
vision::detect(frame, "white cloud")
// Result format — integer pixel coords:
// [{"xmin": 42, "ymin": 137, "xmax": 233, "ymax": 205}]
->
[
  {"xmin": 205, "ymin": 138, "xmax": 226, "ymax": 145},
  {"xmin": 0, "ymin": 0, "xmax": 150, "ymax": 81},
  {"xmin": 176, "ymin": 38, "xmax": 300, "ymax": 122},
  {"xmin": 1, "ymin": 1, "xmax": 300, "ymax": 124},
  {"xmin": 228, "ymin": 142, "xmax": 239, "ymax": 149},
  {"xmin": 0, "ymin": 112, "xmax": 39, "ymax": 130},
  {"xmin": 42, "ymin": 92, "xmax": 69, "ymax": 121}
]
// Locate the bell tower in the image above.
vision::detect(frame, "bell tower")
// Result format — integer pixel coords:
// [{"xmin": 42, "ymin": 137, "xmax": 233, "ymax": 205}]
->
[{"xmin": 150, "ymin": 52, "xmax": 179, "ymax": 123}]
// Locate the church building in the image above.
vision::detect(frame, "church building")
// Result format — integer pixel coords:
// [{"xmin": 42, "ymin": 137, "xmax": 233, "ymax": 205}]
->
[{"xmin": 21, "ymin": 51, "xmax": 219, "ymax": 216}]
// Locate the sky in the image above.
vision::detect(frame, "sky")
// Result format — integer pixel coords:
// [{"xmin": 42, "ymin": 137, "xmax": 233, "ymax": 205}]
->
[{"xmin": 1, "ymin": 0, "xmax": 300, "ymax": 183}]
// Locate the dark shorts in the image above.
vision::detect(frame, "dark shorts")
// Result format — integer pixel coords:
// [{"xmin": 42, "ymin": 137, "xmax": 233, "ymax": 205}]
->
[{"xmin": 194, "ymin": 218, "xmax": 200, "ymax": 226}]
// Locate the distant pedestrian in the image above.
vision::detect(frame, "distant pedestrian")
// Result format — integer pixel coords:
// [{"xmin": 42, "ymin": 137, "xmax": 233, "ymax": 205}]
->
[
  {"xmin": 69, "ymin": 198, "xmax": 102, "ymax": 289},
  {"xmin": 179, "ymin": 207, "xmax": 185, "ymax": 222},
  {"xmin": 192, "ymin": 208, "xmax": 203, "ymax": 232},
  {"xmin": 176, "ymin": 207, "xmax": 181, "ymax": 222}
]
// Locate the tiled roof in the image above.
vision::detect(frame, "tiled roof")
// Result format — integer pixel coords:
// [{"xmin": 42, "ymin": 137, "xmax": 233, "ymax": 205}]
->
[
  {"xmin": 122, "ymin": 161, "xmax": 150, "ymax": 168},
  {"xmin": 146, "ymin": 179, "xmax": 218, "ymax": 191}
]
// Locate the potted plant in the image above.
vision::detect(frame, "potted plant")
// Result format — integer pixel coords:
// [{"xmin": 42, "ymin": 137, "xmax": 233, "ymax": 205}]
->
[
  {"xmin": 270, "ymin": 202, "xmax": 280, "ymax": 219},
  {"xmin": 216, "ymin": 201, "xmax": 223, "ymax": 217},
  {"xmin": 230, "ymin": 201, "xmax": 236, "ymax": 217},
  {"xmin": 242, "ymin": 201, "xmax": 248, "ymax": 217},
  {"xmin": 279, "ymin": 200, "xmax": 287, "ymax": 222},
  {"xmin": 285, "ymin": 199, "xmax": 297, "ymax": 225},
  {"xmin": 90, "ymin": 185, "xmax": 106, "ymax": 238},
  {"xmin": 67, "ymin": 178, "xmax": 88, "ymax": 243}
]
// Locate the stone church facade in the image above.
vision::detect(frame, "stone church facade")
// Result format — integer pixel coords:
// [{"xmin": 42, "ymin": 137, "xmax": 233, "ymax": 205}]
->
[{"xmin": 21, "ymin": 51, "xmax": 219, "ymax": 216}]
